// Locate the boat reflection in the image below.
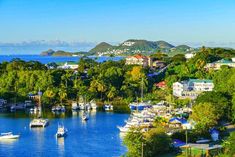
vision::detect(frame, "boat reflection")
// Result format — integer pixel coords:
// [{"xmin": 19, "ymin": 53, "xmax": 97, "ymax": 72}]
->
[
  {"xmin": 0, "ymin": 138, "xmax": 18, "ymax": 144},
  {"xmin": 56, "ymin": 137, "xmax": 65, "ymax": 156}
]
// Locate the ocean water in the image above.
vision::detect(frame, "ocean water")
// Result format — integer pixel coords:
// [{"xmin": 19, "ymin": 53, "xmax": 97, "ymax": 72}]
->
[
  {"xmin": 0, "ymin": 55, "xmax": 124, "ymax": 64},
  {"xmin": 0, "ymin": 111, "xmax": 129, "ymax": 157}
]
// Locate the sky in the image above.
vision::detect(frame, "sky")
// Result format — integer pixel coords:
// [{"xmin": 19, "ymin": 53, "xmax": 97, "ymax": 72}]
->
[{"xmin": 0, "ymin": 0, "xmax": 235, "ymax": 44}]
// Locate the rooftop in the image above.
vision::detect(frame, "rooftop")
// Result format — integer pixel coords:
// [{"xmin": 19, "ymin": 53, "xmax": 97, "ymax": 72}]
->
[
  {"xmin": 188, "ymin": 79, "xmax": 213, "ymax": 84},
  {"xmin": 214, "ymin": 59, "xmax": 233, "ymax": 64},
  {"xmin": 127, "ymin": 54, "xmax": 148, "ymax": 59}
]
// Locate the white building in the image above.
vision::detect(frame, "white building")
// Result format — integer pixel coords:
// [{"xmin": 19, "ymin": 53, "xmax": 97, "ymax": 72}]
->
[
  {"xmin": 205, "ymin": 59, "xmax": 235, "ymax": 70},
  {"xmin": 126, "ymin": 54, "xmax": 152, "ymax": 67},
  {"xmin": 185, "ymin": 53, "xmax": 196, "ymax": 59},
  {"xmin": 122, "ymin": 41, "xmax": 135, "ymax": 46},
  {"xmin": 173, "ymin": 79, "xmax": 214, "ymax": 99},
  {"xmin": 58, "ymin": 62, "xmax": 78, "ymax": 70}
]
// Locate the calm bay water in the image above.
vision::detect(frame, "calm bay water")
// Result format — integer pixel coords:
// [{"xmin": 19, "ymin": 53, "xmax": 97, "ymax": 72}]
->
[
  {"xmin": 0, "ymin": 55, "xmax": 124, "ymax": 64},
  {"xmin": 0, "ymin": 111, "xmax": 129, "ymax": 157}
]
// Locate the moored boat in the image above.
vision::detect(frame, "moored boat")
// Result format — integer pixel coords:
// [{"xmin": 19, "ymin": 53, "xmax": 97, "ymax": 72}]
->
[
  {"xmin": 129, "ymin": 102, "xmax": 152, "ymax": 111},
  {"xmin": 72, "ymin": 102, "xmax": 79, "ymax": 110},
  {"xmin": 82, "ymin": 113, "xmax": 89, "ymax": 121},
  {"xmin": 103, "ymin": 104, "xmax": 113, "ymax": 111},
  {"xmin": 0, "ymin": 132, "xmax": 20, "ymax": 140},
  {"xmin": 30, "ymin": 118, "xmax": 49, "ymax": 128},
  {"xmin": 90, "ymin": 100, "xmax": 97, "ymax": 110},
  {"xmin": 56, "ymin": 125, "xmax": 68, "ymax": 138}
]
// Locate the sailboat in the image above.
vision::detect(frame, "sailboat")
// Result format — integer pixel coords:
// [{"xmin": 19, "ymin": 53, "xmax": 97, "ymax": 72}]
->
[
  {"xmin": 30, "ymin": 89, "xmax": 49, "ymax": 128},
  {"xmin": 82, "ymin": 112, "xmax": 89, "ymax": 121},
  {"xmin": 129, "ymin": 78, "xmax": 151, "ymax": 111},
  {"xmin": 56, "ymin": 125, "xmax": 68, "ymax": 138}
]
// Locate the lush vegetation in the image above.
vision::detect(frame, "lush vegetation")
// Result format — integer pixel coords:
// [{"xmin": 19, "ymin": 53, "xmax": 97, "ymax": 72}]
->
[
  {"xmin": 123, "ymin": 47, "xmax": 235, "ymax": 156},
  {"xmin": 123, "ymin": 127, "xmax": 171, "ymax": 157},
  {"xmin": 1, "ymin": 47, "xmax": 235, "ymax": 156},
  {"xmin": 0, "ymin": 57, "xmax": 154, "ymax": 111}
]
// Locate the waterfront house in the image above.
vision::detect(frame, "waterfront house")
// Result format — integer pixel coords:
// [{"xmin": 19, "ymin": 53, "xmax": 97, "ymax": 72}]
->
[
  {"xmin": 125, "ymin": 54, "xmax": 152, "ymax": 67},
  {"xmin": 205, "ymin": 59, "xmax": 235, "ymax": 70},
  {"xmin": 173, "ymin": 79, "xmax": 214, "ymax": 99}
]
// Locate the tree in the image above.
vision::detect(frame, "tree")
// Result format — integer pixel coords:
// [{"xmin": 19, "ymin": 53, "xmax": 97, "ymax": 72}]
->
[
  {"xmin": 123, "ymin": 127, "xmax": 171, "ymax": 157},
  {"xmin": 232, "ymin": 93, "xmax": 235, "ymax": 123},
  {"xmin": 221, "ymin": 132, "xmax": 235, "ymax": 156},
  {"xmin": 190, "ymin": 102, "xmax": 219, "ymax": 134},
  {"xmin": 107, "ymin": 86, "xmax": 117, "ymax": 101},
  {"xmin": 123, "ymin": 128, "xmax": 145, "ymax": 157},
  {"xmin": 196, "ymin": 91, "xmax": 231, "ymax": 120},
  {"xmin": 144, "ymin": 127, "xmax": 171, "ymax": 157},
  {"xmin": 58, "ymin": 87, "xmax": 67, "ymax": 105},
  {"xmin": 43, "ymin": 87, "xmax": 56, "ymax": 105}
]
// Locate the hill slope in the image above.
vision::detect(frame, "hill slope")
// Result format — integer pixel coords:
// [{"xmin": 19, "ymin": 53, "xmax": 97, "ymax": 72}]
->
[{"xmin": 89, "ymin": 39, "xmax": 194, "ymax": 56}]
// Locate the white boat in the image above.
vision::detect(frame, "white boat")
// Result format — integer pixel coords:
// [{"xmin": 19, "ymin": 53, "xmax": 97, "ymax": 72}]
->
[
  {"xmin": 61, "ymin": 106, "xmax": 66, "ymax": 112},
  {"xmin": 79, "ymin": 103, "xmax": 85, "ymax": 110},
  {"xmin": 82, "ymin": 113, "xmax": 89, "ymax": 121},
  {"xmin": 103, "ymin": 104, "xmax": 113, "ymax": 111},
  {"xmin": 117, "ymin": 124, "xmax": 132, "ymax": 133},
  {"xmin": 90, "ymin": 100, "xmax": 97, "ymax": 110},
  {"xmin": 72, "ymin": 102, "xmax": 79, "ymax": 110},
  {"xmin": 30, "ymin": 118, "xmax": 49, "ymax": 128},
  {"xmin": 56, "ymin": 125, "xmax": 68, "ymax": 138},
  {"xmin": 85, "ymin": 103, "xmax": 91, "ymax": 110},
  {"xmin": 52, "ymin": 105, "xmax": 65, "ymax": 112},
  {"xmin": 0, "ymin": 132, "xmax": 20, "ymax": 140}
]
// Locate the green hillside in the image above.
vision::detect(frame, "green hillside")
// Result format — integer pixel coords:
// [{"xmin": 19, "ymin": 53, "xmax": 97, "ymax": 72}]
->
[
  {"xmin": 89, "ymin": 42, "xmax": 113, "ymax": 53},
  {"xmin": 88, "ymin": 39, "xmax": 194, "ymax": 56}
]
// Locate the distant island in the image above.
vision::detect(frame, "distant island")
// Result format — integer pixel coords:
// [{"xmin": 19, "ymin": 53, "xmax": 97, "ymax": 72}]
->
[
  {"xmin": 40, "ymin": 49, "xmax": 91, "ymax": 57},
  {"xmin": 40, "ymin": 39, "xmax": 197, "ymax": 57}
]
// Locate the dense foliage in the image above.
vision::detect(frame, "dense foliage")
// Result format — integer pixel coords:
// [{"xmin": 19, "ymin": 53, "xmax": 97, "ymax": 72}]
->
[
  {"xmin": 0, "ymin": 57, "xmax": 153, "ymax": 108},
  {"xmin": 123, "ymin": 127, "xmax": 171, "ymax": 157}
]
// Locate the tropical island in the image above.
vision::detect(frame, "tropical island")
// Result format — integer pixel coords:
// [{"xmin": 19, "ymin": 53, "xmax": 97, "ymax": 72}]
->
[
  {"xmin": 1, "ymin": 46, "xmax": 235, "ymax": 156},
  {"xmin": 40, "ymin": 39, "xmax": 197, "ymax": 57}
]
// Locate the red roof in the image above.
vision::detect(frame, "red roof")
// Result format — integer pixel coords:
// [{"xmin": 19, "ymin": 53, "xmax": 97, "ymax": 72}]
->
[
  {"xmin": 155, "ymin": 81, "xmax": 166, "ymax": 88},
  {"xmin": 127, "ymin": 54, "xmax": 148, "ymax": 59}
]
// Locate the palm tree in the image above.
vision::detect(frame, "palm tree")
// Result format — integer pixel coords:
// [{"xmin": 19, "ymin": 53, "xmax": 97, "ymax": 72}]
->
[
  {"xmin": 58, "ymin": 88, "xmax": 67, "ymax": 105},
  {"xmin": 45, "ymin": 88, "xmax": 56, "ymax": 104},
  {"xmin": 97, "ymin": 80, "xmax": 107, "ymax": 100}
]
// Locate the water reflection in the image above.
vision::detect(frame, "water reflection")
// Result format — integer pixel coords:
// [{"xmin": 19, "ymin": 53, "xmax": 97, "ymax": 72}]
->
[
  {"xmin": 56, "ymin": 137, "xmax": 65, "ymax": 157},
  {"xmin": 30, "ymin": 127, "xmax": 46, "ymax": 133},
  {"xmin": 0, "ymin": 111, "xmax": 129, "ymax": 157},
  {"xmin": 0, "ymin": 139, "xmax": 18, "ymax": 145}
]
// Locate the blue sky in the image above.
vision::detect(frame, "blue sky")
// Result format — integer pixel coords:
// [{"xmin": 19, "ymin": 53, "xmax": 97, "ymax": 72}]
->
[{"xmin": 0, "ymin": 0, "xmax": 235, "ymax": 43}]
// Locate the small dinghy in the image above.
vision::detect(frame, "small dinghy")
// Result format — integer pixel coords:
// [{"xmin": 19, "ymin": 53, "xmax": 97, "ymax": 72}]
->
[
  {"xmin": 82, "ymin": 113, "xmax": 89, "ymax": 121},
  {"xmin": 56, "ymin": 125, "xmax": 68, "ymax": 138}
]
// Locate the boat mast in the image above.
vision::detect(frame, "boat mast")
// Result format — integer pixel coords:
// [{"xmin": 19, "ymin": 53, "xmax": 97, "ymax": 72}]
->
[
  {"xmin": 38, "ymin": 88, "xmax": 42, "ymax": 118},
  {"xmin": 141, "ymin": 78, "xmax": 144, "ymax": 103}
]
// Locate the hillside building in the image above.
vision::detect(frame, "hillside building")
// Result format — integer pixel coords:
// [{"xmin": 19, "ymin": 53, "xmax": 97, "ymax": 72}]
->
[
  {"xmin": 125, "ymin": 54, "xmax": 152, "ymax": 67},
  {"xmin": 173, "ymin": 79, "xmax": 214, "ymax": 99},
  {"xmin": 205, "ymin": 59, "xmax": 235, "ymax": 70}
]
